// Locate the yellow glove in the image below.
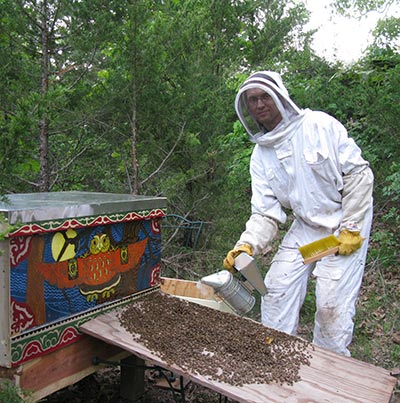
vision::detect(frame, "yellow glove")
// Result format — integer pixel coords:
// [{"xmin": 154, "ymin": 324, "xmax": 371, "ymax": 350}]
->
[
  {"xmin": 337, "ymin": 230, "xmax": 365, "ymax": 256},
  {"xmin": 223, "ymin": 244, "xmax": 253, "ymax": 273}
]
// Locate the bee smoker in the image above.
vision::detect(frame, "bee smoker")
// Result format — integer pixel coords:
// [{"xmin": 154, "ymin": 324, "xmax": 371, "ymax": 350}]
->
[{"xmin": 200, "ymin": 253, "xmax": 267, "ymax": 315}]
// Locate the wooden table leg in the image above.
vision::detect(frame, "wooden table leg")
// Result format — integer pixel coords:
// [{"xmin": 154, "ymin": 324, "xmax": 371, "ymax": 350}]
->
[{"xmin": 120, "ymin": 355, "xmax": 145, "ymax": 401}]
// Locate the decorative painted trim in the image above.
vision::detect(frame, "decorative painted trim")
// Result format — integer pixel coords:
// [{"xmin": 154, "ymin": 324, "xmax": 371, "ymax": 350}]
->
[
  {"xmin": 9, "ymin": 208, "xmax": 166, "ymax": 237},
  {"xmin": 11, "ymin": 287, "xmax": 158, "ymax": 366}
]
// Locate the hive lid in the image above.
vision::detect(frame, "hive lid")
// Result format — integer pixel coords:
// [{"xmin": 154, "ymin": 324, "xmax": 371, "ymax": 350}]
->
[{"xmin": 0, "ymin": 191, "xmax": 167, "ymax": 224}]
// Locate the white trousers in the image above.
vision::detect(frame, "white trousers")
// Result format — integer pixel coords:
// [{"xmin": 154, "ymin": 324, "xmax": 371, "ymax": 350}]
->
[{"xmin": 261, "ymin": 208, "xmax": 373, "ymax": 356}]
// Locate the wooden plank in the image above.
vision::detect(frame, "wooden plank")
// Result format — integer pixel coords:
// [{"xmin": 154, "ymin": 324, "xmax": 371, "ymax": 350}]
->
[
  {"xmin": 160, "ymin": 276, "xmax": 215, "ymax": 300},
  {"xmin": 80, "ymin": 308, "xmax": 397, "ymax": 403},
  {"xmin": 17, "ymin": 335, "xmax": 129, "ymax": 402}
]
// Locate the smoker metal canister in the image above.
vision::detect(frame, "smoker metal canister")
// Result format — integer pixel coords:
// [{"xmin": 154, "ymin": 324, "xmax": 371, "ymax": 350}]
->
[{"xmin": 200, "ymin": 270, "xmax": 255, "ymax": 315}]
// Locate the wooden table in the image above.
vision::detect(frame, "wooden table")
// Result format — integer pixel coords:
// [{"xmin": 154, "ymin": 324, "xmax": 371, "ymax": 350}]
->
[{"xmin": 80, "ymin": 306, "xmax": 397, "ymax": 403}]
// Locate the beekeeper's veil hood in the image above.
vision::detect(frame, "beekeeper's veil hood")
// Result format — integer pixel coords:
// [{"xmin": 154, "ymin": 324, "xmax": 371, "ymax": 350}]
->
[{"xmin": 235, "ymin": 71, "xmax": 304, "ymax": 143}]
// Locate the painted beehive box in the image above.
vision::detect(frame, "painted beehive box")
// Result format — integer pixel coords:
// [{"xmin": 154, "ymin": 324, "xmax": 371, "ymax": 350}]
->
[{"xmin": 0, "ymin": 192, "xmax": 167, "ymax": 367}]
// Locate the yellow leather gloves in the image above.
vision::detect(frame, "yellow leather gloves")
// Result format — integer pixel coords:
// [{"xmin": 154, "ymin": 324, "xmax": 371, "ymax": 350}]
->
[
  {"xmin": 223, "ymin": 244, "xmax": 253, "ymax": 273},
  {"xmin": 337, "ymin": 230, "xmax": 365, "ymax": 255}
]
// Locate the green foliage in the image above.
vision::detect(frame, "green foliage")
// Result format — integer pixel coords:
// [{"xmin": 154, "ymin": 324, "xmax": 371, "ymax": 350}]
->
[
  {"xmin": 0, "ymin": 380, "xmax": 33, "ymax": 403},
  {"xmin": 0, "ymin": 0, "xmax": 314, "ymax": 196},
  {"xmin": 218, "ymin": 121, "xmax": 252, "ymax": 190},
  {"xmin": 382, "ymin": 162, "xmax": 400, "ymax": 203},
  {"xmin": 0, "ymin": 217, "xmax": 19, "ymax": 242},
  {"xmin": 372, "ymin": 16, "xmax": 400, "ymax": 50},
  {"xmin": 333, "ymin": 0, "xmax": 394, "ymax": 17}
]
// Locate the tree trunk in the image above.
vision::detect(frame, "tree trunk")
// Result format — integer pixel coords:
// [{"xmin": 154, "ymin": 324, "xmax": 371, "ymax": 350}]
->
[
  {"xmin": 130, "ymin": 4, "xmax": 139, "ymax": 196},
  {"xmin": 39, "ymin": 0, "xmax": 50, "ymax": 192},
  {"xmin": 131, "ymin": 102, "xmax": 139, "ymax": 195}
]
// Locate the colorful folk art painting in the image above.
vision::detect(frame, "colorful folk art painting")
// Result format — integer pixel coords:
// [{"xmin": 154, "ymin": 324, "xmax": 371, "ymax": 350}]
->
[{"xmin": 10, "ymin": 219, "xmax": 161, "ymax": 336}]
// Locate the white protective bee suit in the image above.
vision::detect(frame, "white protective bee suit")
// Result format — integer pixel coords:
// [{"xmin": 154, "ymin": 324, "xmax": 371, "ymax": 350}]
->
[{"xmin": 234, "ymin": 71, "xmax": 374, "ymax": 356}]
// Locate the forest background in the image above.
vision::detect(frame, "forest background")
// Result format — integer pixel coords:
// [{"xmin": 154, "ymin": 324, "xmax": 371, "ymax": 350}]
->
[{"xmin": 0, "ymin": 0, "xmax": 399, "ymax": 399}]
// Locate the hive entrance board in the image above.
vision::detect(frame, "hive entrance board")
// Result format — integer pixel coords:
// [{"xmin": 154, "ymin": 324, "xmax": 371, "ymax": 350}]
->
[{"xmin": 80, "ymin": 294, "xmax": 396, "ymax": 403}]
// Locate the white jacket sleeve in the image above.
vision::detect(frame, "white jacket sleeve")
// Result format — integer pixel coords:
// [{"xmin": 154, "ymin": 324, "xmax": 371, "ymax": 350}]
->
[
  {"xmin": 340, "ymin": 166, "xmax": 374, "ymax": 232},
  {"xmin": 236, "ymin": 213, "xmax": 278, "ymax": 255},
  {"xmin": 235, "ymin": 146, "xmax": 282, "ymax": 255},
  {"xmin": 335, "ymin": 121, "xmax": 374, "ymax": 232}
]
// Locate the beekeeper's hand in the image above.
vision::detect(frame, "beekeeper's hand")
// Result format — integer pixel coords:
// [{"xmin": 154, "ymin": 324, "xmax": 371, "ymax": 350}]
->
[
  {"xmin": 337, "ymin": 230, "xmax": 365, "ymax": 255},
  {"xmin": 223, "ymin": 244, "xmax": 253, "ymax": 273}
]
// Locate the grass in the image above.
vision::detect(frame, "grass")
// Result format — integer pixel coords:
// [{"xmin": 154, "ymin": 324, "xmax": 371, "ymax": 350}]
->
[{"xmin": 0, "ymin": 380, "xmax": 34, "ymax": 403}]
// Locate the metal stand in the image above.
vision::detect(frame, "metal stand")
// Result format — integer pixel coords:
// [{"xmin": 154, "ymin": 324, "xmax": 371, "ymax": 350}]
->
[{"xmin": 148, "ymin": 368, "xmax": 188, "ymax": 403}]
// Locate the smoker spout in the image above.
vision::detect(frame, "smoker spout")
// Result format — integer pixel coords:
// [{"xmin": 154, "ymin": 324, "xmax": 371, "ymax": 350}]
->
[{"xmin": 234, "ymin": 253, "xmax": 268, "ymax": 296}]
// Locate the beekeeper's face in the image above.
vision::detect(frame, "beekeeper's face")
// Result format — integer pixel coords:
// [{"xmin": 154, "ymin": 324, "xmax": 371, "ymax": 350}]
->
[{"xmin": 246, "ymin": 88, "xmax": 282, "ymax": 131}]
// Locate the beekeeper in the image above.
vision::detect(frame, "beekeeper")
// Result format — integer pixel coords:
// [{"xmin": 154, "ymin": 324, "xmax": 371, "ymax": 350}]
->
[{"xmin": 223, "ymin": 71, "xmax": 374, "ymax": 356}]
